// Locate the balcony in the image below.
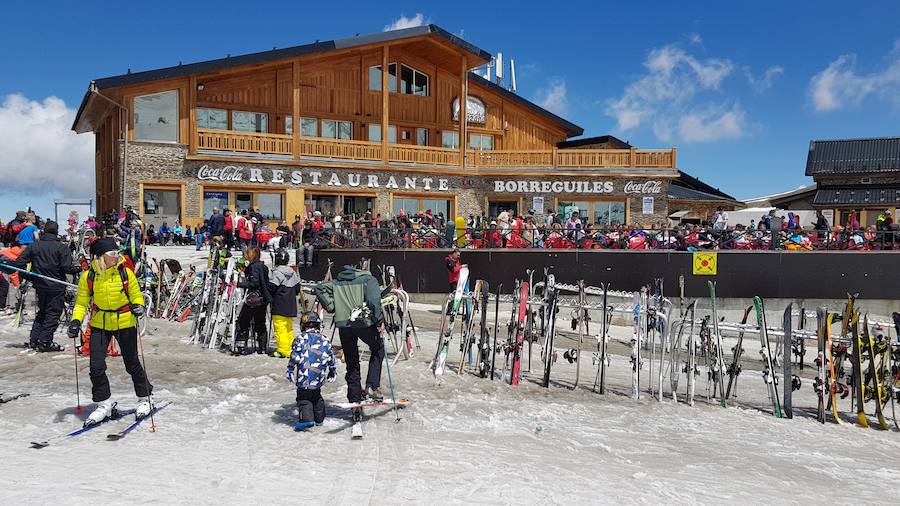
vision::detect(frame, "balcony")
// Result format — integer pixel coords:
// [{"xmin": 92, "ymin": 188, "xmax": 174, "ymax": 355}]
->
[{"xmin": 195, "ymin": 128, "xmax": 676, "ymax": 170}]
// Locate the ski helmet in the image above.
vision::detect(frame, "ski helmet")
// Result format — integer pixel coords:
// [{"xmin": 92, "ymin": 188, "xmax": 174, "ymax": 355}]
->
[
  {"xmin": 301, "ymin": 311, "xmax": 321, "ymax": 329},
  {"xmin": 274, "ymin": 248, "xmax": 290, "ymax": 266}
]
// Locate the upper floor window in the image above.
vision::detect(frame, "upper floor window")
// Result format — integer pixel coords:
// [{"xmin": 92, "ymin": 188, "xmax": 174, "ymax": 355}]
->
[
  {"xmin": 441, "ymin": 131, "xmax": 459, "ymax": 149},
  {"xmin": 197, "ymin": 108, "xmax": 227, "ymax": 130},
  {"xmin": 370, "ymin": 63, "xmax": 428, "ymax": 96},
  {"xmin": 134, "ymin": 90, "xmax": 178, "ymax": 142},
  {"xmin": 232, "ymin": 111, "xmax": 267, "ymax": 133},
  {"xmin": 470, "ymin": 133, "xmax": 494, "ymax": 150},
  {"xmin": 400, "ymin": 64, "xmax": 429, "ymax": 96},
  {"xmin": 322, "ymin": 119, "xmax": 353, "ymax": 140},
  {"xmin": 368, "ymin": 124, "xmax": 397, "ymax": 143},
  {"xmin": 286, "ymin": 117, "xmax": 318, "ymax": 137},
  {"xmin": 369, "ymin": 63, "xmax": 398, "ymax": 92}
]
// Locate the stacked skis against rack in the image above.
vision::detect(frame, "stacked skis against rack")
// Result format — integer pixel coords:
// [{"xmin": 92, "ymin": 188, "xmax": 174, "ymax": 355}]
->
[{"xmin": 429, "ymin": 270, "xmax": 900, "ymax": 431}]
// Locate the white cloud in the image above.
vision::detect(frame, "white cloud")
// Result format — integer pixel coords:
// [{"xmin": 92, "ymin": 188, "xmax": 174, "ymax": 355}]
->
[
  {"xmin": 535, "ymin": 78, "xmax": 567, "ymax": 116},
  {"xmin": 605, "ymin": 43, "xmax": 746, "ymax": 143},
  {"xmin": 384, "ymin": 13, "xmax": 427, "ymax": 31},
  {"xmin": 688, "ymin": 33, "xmax": 703, "ymax": 46},
  {"xmin": 746, "ymin": 66, "xmax": 784, "ymax": 93},
  {"xmin": 0, "ymin": 94, "xmax": 94, "ymax": 200},
  {"xmin": 810, "ymin": 43, "xmax": 900, "ymax": 112},
  {"xmin": 677, "ymin": 106, "xmax": 746, "ymax": 142}
]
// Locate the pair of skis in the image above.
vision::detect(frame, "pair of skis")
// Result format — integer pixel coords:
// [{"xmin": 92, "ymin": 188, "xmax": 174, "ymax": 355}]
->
[
  {"xmin": 432, "ymin": 265, "xmax": 469, "ymax": 382},
  {"xmin": 30, "ymin": 401, "xmax": 170, "ymax": 448}
]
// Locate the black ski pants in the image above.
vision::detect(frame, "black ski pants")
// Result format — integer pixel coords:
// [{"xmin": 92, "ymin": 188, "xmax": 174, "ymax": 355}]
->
[
  {"xmin": 296, "ymin": 388, "xmax": 325, "ymax": 424},
  {"xmin": 89, "ymin": 326, "xmax": 152, "ymax": 402},
  {"xmin": 0, "ymin": 276, "xmax": 8, "ymax": 308},
  {"xmin": 338, "ymin": 326, "xmax": 384, "ymax": 403},
  {"xmin": 237, "ymin": 303, "xmax": 268, "ymax": 351},
  {"xmin": 30, "ymin": 289, "xmax": 65, "ymax": 344}
]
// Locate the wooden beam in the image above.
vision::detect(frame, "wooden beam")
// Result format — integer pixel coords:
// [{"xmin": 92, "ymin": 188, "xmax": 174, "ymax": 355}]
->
[
  {"xmin": 459, "ymin": 56, "xmax": 467, "ymax": 170},
  {"xmin": 292, "ymin": 61, "xmax": 301, "ymax": 159},
  {"xmin": 381, "ymin": 45, "xmax": 389, "ymax": 164},
  {"xmin": 189, "ymin": 75, "xmax": 197, "ymax": 154}
]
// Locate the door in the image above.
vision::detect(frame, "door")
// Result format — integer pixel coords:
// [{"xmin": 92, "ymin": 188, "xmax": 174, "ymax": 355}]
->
[{"xmin": 488, "ymin": 200, "xmax": 518, "ymax": 218}]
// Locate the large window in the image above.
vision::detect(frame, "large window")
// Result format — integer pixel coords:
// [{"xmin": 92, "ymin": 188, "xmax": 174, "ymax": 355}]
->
[
  {"xmin": 257, "ymin": 193, "xmax": 284, "ymax": 221},
  {"xmin": 142, "ymin": 189, "xmax": 180, "ymax": 229},
  {"xmin": 235, "ymin": 192, "xmax": 253, "ymax": 214},
  {"xmin": 322, "ymin": 119, "xmax": 352, "ymax": 140},
  {"xmin": 393, "ymin": 195, "xmax": 452, "ymax": 217},
  {"xmin": 368, "ymin": 124, "xmax": 397, "ymax": 143},
  {"xmin": 197, "ymin": 108, "xmax": 227, "ymax": 130},
  {"xmin": 558, "ymin": 200, "xmax": 627, "ymax": 226},
  {"xmin": 400, "ymin": 64, "xmax": 429, "ymax": 96},
  {"xmin": 469, "ymin": 133, "xmax": 494, "ymax": 150},
  {"xmin": 369, "ymin": 63, "xmax": 398, "ymax": 92},
  {"xmin": 231, "ymin": 111, "xmax": 268, "ymax": 133},
  {"xmin": 134, "ymin": 90, "xmax": 178, "ymax": 142},
  {"xmin": 423, "ymin": 199, "xmax": 450, "ymax": 218},
  {"xmin": 442, "ymin": 131, "xmax": 460, "ymax": 149},
  {"xmin": 392, "ymin": 197, "xmax": 419, "ymax": 216},
  {"xmin": 203, "ymin": 191, "xmax": 230, "ymax": 218}
]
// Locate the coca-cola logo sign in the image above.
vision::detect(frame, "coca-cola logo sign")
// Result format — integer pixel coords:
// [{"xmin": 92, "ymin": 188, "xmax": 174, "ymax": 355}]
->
[
  {"xmin": 197, "ymin": 165, "xmax": 244, "ymax": 182},
  {"xmin": 624, "ymin": 181, "xmax": 662, "ymax": 194}
]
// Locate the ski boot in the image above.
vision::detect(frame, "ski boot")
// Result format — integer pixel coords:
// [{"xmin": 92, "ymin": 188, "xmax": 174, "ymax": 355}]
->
[
  {"xmin": 84, "ymin": 400, "xmax": 116, "ymax": 428},
  {"xmin": 135, "ymin": 397, "xmax": 154, "ymax": 419},
  {"xmin": 366, "ymin": 386, "xmax": 384, "ymax": 402},
  {"xmin": 37, "ymin": 341, "xmax": 64, "ymax": 353},
  {"xmin": 294, "ymin": 420, "xmax": 316, "ymax": 432}
]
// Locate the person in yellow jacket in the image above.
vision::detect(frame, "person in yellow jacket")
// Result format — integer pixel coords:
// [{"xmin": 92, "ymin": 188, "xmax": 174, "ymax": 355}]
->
[
  {"xmin": 67, "ymin": 238, "xmax": 153, "ymax": 427},
  {"xmin": 267, "ymin": 248, "xmax": 301, "ymax": 357}
]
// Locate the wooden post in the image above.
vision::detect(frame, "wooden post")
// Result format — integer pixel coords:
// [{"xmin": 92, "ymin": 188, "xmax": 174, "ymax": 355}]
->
[
  {"xmin": 671, "ymin": 147, "xmax": 677, "ymax": 168},
  {"xmin": 459, "ymin": 56, "xmax": 467, "ymax": 170},
  {"xmin": 381, "ymin": 45, "xmax": 389, "ymax": 165},
  {"xmin": 292, "ymin": 61, "xmax": 301, "ymax": 159},
  {"xmin": 552, "ymin": 147, "xmax": 559, "ymax": 168},
  {"xmin": 630, "ymin": 147, "xmax": 636, "ymax": 168},
  {"xmin": 189, "ymin": 76, "xmax": 197, "ymax": 154}
]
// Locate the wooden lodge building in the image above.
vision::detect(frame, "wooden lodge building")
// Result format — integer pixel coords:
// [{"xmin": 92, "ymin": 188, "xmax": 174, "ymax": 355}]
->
[{"xmin": 72, "ymin": 25, "xmax": 679, "ymax": 228}]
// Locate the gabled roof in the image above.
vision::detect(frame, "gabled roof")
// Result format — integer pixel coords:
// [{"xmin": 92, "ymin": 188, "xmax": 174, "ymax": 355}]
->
[
  {"xmin": 743, "ymin": 184, "xmax": 817, "ymax": 207},
  {"xmin": 805, "ymin": 137, "xmax": 900, "ymax": 175},
  {"xmin": 556, "ymin": 135, "xmax": 630, "ymax": 149},
  {"xmin": 671, "ymin": 171, "xmax": 736, "ymax": 201},
  {"xmin": 667, "ymin": 184, "xmax": 738, "ymax": 203},
  {"xmin": 73, "ymin": 25, "xmax": 582, "ymax": 137}
]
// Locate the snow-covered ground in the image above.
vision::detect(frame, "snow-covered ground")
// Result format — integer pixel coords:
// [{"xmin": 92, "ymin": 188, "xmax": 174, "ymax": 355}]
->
[{"xmin": 1, "ymin": 246, "xmax": 898, "ymax": 504}]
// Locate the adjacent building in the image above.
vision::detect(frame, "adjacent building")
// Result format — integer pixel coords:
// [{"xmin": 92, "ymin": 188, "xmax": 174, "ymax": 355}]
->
[
  {"xmin": 72, "ymin": 25, "xmax": 678, "ymax": 228},
  {"xmin": 807, "ymin": 137, "xmax": 900, "ymax": 227}
]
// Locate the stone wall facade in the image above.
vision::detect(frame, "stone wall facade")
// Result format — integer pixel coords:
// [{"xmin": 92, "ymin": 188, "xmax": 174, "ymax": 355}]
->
[{"xmin": 120, "ymin": 140, "xmax": 674, "ymax": 227}]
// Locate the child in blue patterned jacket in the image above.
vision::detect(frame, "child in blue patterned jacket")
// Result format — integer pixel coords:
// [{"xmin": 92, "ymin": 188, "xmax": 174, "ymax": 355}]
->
[{"xmin": 286, "ymin": 312, "xmax": 337, "ymax": 431}]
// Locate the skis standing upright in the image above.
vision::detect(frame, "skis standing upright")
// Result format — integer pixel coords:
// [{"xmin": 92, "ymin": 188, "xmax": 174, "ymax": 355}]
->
[
  {"xmin": 725, "ymin": 306, "xmax": 753, "ymax": 399},
  {"xmin": 782, "ymin": 304, "xmax": 794, "ymax": 419},
  {"xmin": 850, "ymin": 310, "xmax": 867, "ymax": 427},
  {"xmin": 541, "ymin": 275, "xmax": 560, "ymax": 388},
  {"xmin": 572, "ymin": 280, "xmax": 586, "ymax": 389},
  {"xmin": 826, "ymin": 312, "xmax": 843, "ymax": 424},
  {"xmin": 753, "ymin": 296, "xmax": 782, "ymax": 417},
  {"xmin": 593, "ymin": 283, "xmax": 610, "ymax": 394},
  {"xmin": 631, "ymin": 289, "xmax": 646, "ymax": 399},
  {"xmin": 432, "ymin": 265, "xmax": 469, "ymax": 383},
  {"xmin": 814, "ymin": 307, "xmax": 827, "ymax": 423},
  {"xmin": 510, "ymin": 281, "xmax": 529, "ymax": 386},
  {"xmin": 475, "ymin": 280, "xmax": 491, "ymax": 378},
  {"xmin": 862, "ymin": 315, "xmax": 889, "ymax": 429},
  {"xmin": 708, "ymin": 281, "xmax": 727, "ymax": 408}
]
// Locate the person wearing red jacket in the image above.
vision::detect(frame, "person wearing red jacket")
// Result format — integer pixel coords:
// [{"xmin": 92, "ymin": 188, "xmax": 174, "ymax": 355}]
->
[{"xmin": 445, "ymin": 247, "xmax": 462, "ymax": 293}]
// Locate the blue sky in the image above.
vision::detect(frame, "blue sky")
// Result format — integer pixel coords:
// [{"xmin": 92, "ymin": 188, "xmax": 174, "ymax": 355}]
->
[{"xmin": 2, "ymin": 0, "xmax": 900, "ymax": 220}]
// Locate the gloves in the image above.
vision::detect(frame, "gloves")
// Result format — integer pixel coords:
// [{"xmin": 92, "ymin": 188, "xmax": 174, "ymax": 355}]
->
[
  {"xmin": 67, "ymin": 320, "xmax": 82, "ymax": 339},
  {"xmin": 131, "ymin": 305, "xmax": 145, "ymax": 317},
  {"xmin": 327, "ymin": 370, "xmax": 337, "ymax": 383}
]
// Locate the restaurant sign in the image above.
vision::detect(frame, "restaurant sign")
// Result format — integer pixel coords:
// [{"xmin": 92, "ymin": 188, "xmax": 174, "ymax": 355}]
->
[
  {"xmin": 492, "ymin": 180, "xmax": 663, "ymax": 195},
  {"xmin": 196, "ymin": 164, "xmax": 450, "ymax": 191}
]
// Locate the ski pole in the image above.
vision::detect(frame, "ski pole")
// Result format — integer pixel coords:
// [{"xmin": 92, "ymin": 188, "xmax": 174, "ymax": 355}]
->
[
  {"xmin": 137, "ymin": 314, "xmax": 156, "ymax": 432},
  {"xmin": 0, "ymin": 263, "xmax": 78, "ymax": 288},
  {"xmin": 380, "ymin": 330, "xmax": 401, "ymax": 422}
]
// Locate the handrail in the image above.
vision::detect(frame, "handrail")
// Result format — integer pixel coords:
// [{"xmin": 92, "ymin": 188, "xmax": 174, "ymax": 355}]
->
[{"xmin": 194, "ymin": 129, "xmax": 677, "ymax": 168}]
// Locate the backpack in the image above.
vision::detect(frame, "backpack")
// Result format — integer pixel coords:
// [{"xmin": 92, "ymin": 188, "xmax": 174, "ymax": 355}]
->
[{"xmin": 86, "ymin": 265, "xmax": 133, "ymax": 314}]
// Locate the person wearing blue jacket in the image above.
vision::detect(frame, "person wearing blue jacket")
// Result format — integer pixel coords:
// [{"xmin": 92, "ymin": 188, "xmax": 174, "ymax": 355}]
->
[{"xmin": 286, "ymin": 312, "xmax": 336, "ymax": 431}]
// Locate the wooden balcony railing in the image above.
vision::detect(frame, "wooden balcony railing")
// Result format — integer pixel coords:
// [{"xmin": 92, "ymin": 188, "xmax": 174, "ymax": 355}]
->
[
  {"xmin": 197, "ymin": 128, "xmax": 292, "ymax": 155},
  {"xmin": 195, "ymin": 129, "xmax": 676, "ymax": 169}
]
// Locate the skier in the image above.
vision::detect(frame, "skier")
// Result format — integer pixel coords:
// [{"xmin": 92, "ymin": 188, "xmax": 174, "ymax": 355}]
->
[
  {"xmin": 67, "ymin": 238, "xmax": 152, "ymax": 426},
  {"xmin": 445, "ymin": 247, "xmax": 463, "ymax": 293},
  {"xmin": 315, "ymin": 265, "xmax": 385, "ymax": 417},
  {"xmin": 286, "ymin": 312, "xmax": 337, "ymax": 431},
  {"xmin": 234, "ymin": 246, "xmax": 271, "ymax": 355},
  {"xmin": 268, "ymin": 248, "xmax": 301, "ymax": 358},
  {"xmin": 3, "ymin": 221, "xmax": 82, "ymax": 351}
]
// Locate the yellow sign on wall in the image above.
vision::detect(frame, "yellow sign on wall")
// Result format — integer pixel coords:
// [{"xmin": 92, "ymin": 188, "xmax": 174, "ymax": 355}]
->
[{"xmin": 693, "ymin": 252, "xmax": 717, "ymax": 275}]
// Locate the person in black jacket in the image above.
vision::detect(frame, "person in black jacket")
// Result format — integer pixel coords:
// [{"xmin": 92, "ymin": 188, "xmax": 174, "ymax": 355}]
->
[
  {"xmin": 6, "ymin": 220, "xmax": 82, "ymax": 351},
  {"xmin": 235, "ymin": 245, "xmax": 271, "ymax": 355},
  {"xmin": 296, "ymin": 220, "xmax": 316, "ymax": 268},
  {"xmin": 208, "ymin": 208, "xmax": 225, "ymax": 241},
  {"xmin": 268, "ymin": 248, "xmax": 301, "ymax": 357}
]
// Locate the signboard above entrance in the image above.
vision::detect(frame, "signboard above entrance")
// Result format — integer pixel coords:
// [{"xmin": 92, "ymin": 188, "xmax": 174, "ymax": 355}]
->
[
  {"xmin": 492, "ymin": 180, "xmax": 663, "ymax": 194},
  {"xmin": 196, "ymin": 164, "xmax": 450, "ymax": 191}
]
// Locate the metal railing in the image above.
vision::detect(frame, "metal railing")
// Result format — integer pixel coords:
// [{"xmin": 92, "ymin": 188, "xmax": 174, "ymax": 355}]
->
[{"xmin": 293, "ymin": 226, "xmax": 900, "ymax": 252}]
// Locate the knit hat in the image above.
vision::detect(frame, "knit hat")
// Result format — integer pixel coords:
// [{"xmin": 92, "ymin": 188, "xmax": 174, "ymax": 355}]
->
[{"xmin": 90, "ymin": 237, "xmax": 118, "ymax": 257}]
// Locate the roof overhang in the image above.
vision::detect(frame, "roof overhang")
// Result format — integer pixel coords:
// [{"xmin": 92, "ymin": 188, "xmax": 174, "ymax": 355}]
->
[{"xmin": 72, "ymin": 86, "xmax": 116, "ymax": 134}]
